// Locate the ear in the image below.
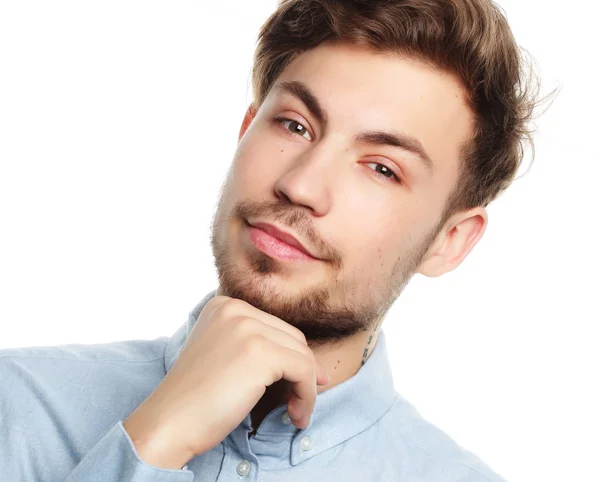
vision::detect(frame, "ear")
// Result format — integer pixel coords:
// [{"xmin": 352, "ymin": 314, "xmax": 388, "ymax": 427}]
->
[
  {"xmin": 238, "ymin": 103, "xmax": 258, "ymax": 142},
  {"xmin": 416, "ymin": 206, "xmax": 488, "ymax": 277}
]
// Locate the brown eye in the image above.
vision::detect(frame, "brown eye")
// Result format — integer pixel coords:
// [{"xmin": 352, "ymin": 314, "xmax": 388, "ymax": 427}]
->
[
  {"xmin": 274, "ymin": 117, "xmax": 313, "ymax": 141},
  {"xmin": 364, "ymin": 162, "xmax": 401, "ymax": 184}
]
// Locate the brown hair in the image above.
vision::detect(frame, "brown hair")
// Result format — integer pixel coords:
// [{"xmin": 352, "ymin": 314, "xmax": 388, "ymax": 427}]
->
[{"xmin": 251, "ymin": 0, "xmax": 553, "ymax": 228}]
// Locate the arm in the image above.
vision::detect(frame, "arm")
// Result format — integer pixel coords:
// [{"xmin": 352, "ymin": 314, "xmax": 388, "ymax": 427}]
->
[
  {"xmin": 0, "ymin": 353, "xmax": 193, "ymax": 482},
  {"xmin": 64, "ymin": 420, "xmax": 194, "ymax": 482}
]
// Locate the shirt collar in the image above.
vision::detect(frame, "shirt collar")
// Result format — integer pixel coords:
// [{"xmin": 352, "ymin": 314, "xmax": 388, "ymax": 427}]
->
[{"xmin": 164, "ymin": 289, "xmax": 398, "ymax": 465}]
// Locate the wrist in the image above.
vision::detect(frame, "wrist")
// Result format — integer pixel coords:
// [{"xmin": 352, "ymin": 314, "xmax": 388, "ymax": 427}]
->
[{"xmin": 123, "ymin": 405, "xmax": 194, "ymax": 470}]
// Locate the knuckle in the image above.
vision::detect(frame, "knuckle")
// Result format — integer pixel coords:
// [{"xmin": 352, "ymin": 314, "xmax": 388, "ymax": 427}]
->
[
  {"xmin": 297, "ymin": 342, "xmax": 313, "ymax": 358},
  {"xmin": 301, "ymin": 356, "xmax": 316, "ymax": 378},
  {"xmin": 231, "ymin": 315, "xmax": 257, "ymax": 336},
  {"xmin": 293, "ymin": 328, "xmax": 308, "ymax": 345},
  {"xmin": 214, "ymin": 298, "xmax": 245, "ymax": 319},
  {"xmin": 206, "ymin": 295, "xmax": 229, "ymax": 311},
  {"xmin": 242, "ymin": 333, "xmax": 268, "ymax": 357}
]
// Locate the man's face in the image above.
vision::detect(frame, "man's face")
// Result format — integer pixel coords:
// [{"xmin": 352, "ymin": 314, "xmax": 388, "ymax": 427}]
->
[{"xmin": 211, "ymin": 41, "xmax": 474, "ymax": 346}]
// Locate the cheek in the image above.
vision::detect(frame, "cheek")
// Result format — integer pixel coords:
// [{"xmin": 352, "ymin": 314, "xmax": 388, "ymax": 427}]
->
[
  {"xmin": 344, "ymin": 219, "xmax": 403, "ymax": 273},
  {"xmin": 339, "ymin": 196, "xmax": 423, "ymax": 274},
  {"xmin": 230, "ymin": 126, "xmax": 290, "ymax": 196},
  {"xmin": 231, "ymin": 148, "xmax": 274, "ymax": 196}
]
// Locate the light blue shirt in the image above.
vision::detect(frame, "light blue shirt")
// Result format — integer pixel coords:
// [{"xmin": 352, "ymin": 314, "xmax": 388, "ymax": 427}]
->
[{"xmin": 0, "ymin": 289, "xmax": 505, "ymax": 481}]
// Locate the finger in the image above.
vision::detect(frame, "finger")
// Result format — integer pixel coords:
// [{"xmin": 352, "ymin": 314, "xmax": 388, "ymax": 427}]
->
[
  {"xmin": 215, "ymin": 297, "xmax": 312, "ymax": 348},
  {"xmin": 234, "ymin": 316, "xmax": 330, "ymax": 386},
  {"xmin": 267, "ymin": 343, "xmax": 320, "ymax": 429},
  {"xmin": 219, "ymin": 300, "xmax": 331, "ymax": 384},
  {"xmin": 211, "ymin": 299, "xmax": 331, "ymax": 387}
]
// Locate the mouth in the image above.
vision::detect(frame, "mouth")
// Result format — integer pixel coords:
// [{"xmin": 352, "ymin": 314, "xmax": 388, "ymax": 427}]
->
[{"xmin": 245, "ymin": 220, "xmax": 319, "ymax": 262}]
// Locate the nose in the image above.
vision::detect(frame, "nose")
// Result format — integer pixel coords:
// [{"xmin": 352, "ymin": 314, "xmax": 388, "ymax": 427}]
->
[{"xmin": 273, "ymin": 143, "xmax": 334, "ymax": 216}]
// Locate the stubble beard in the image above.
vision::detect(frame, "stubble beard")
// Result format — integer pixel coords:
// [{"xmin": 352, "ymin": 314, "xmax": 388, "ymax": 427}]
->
[{"xmin": 208, "ymin": 201, "xmax": 436, "ymax": 347}]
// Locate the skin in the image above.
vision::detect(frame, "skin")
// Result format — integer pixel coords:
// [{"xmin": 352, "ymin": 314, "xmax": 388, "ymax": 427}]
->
[{"xmin": 210, "ymin": 40, "xmax": 488, "ymax": 434}]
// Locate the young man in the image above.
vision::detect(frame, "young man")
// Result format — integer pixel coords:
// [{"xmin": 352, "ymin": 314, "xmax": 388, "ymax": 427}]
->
[{"xmin": 1, "ymin": 0, "xmax": 543, "ymax": 480}]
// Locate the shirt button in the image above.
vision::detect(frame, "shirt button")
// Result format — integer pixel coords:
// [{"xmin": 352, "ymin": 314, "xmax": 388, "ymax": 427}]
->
[
  {"xmin": 281, "ymin": 410, "xmax": 292, "ymax": 425},
  {"xmin": 236, "ymin": 460, "xmax": 252, "ymax": 477},
  {"xmin": 300, "ymin": 436, "xmax": 313, "ymax": 451}
]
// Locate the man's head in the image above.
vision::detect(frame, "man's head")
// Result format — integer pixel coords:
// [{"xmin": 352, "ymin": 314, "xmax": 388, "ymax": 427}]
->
[{"xmin": 211, "ymin": 0, "xmax": 540, "ymax": 346}]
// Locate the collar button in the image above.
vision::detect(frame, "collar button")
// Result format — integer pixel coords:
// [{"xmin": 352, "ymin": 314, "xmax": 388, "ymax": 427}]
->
[
  {"xmin": 236, "ymin": 460, "xmax": 252, "ymax": 477},
  {"xmin": 281, "ymin": 410, "xmax": 292, "ymax": 425},
  {"xmin": 300, "ymin": 436, "xmax": 313, "ymax": 451}
]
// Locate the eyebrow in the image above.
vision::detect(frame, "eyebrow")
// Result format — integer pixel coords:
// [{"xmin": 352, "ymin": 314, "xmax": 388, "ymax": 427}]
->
[{"xmin": 272, "ymin": 80, "xmax": 435, "ymax": 175}]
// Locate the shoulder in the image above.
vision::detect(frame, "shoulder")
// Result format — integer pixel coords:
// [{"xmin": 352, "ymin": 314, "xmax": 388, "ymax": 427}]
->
[
  {"xmin": 0, "ymin": 336, "xmax": 170, "ymax": 420},
  {"xmin": 0, "ymin": 335, "xmax": 169, "ymax": 364},
  {"xmin": 374, "ymin": 394, "xmax": 506, "ymax": 482}
]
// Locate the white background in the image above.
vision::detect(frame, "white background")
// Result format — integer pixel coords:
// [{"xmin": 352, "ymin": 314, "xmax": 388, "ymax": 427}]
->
[{"xmin": 1, "ymin": 1, "xmax": 598, "ymax": 480}]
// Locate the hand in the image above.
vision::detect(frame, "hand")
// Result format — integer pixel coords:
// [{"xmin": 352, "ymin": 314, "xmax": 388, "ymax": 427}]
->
[{"xmin": 123, "ymin": 295, "xmax": 330, "ymax": 469}]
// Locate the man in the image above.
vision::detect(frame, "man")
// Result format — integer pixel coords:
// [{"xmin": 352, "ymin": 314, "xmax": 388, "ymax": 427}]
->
[{"xmin": 1, "ymin": 0, "xmax": 543, "ymax": 480}]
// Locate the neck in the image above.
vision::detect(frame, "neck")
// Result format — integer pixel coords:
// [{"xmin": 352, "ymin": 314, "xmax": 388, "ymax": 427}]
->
[{"xmin": 249, "ymin": 324, "xmax": 382, "ymax": 436}]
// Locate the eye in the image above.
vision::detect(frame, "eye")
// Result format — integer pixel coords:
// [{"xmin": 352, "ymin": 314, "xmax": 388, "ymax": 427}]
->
[
  {"xmin": 274, "ymin": 116, "xmax": 313, "ymax": 141},
  {"xmin": 364, "ymin": 162, "xmax": 401, "ymax": 184}
]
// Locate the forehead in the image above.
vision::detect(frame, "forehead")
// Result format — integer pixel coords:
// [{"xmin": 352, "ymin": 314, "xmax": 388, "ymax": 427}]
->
[{"xmin": 270, "ymin": 42, "xmax": 474, "ymax": 183}]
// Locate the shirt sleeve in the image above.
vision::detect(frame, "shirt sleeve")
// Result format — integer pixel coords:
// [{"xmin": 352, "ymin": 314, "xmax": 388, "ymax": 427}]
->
[{"xmin": 64, "ymin": 421, "xmax": 194, "ymax": 482}]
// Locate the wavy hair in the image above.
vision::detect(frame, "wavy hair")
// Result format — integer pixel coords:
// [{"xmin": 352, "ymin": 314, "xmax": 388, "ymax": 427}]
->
[{"xmin": 251, "ymin": 0, "xmax": 554, "ymax": 226}]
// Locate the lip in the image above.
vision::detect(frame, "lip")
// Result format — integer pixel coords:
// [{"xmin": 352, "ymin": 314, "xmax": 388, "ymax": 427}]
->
[{"xmin": 247, "ymin": 221, "xmax": 319, "ymax": 260}]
